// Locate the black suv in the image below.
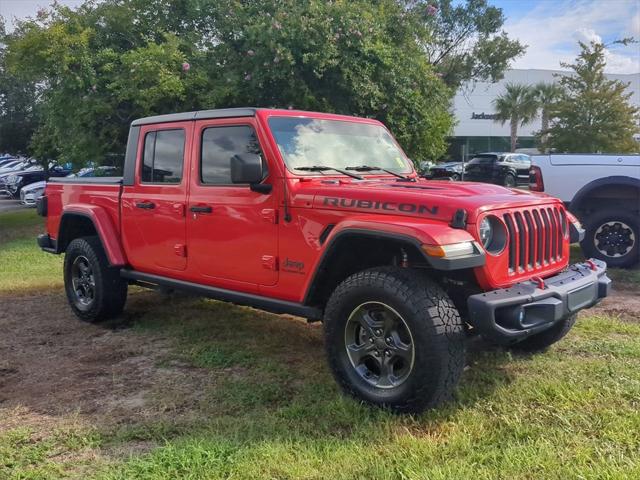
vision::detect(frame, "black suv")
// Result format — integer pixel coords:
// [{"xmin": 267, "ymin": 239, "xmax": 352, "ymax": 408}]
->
[{"xmin": 463, "ymin": 153, "xmax": 531, "ymax": 187}]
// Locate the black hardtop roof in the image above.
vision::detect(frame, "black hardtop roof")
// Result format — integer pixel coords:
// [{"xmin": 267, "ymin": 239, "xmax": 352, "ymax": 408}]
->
[{"xmin": 131, "ymin": 108, "xmax": 258, "ymax": 126}]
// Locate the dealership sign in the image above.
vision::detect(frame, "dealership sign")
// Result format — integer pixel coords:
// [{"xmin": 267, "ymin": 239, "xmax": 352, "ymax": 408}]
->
[{"xmin": 471, "ymin": 112, "xmax": 498, "ymax": 120}]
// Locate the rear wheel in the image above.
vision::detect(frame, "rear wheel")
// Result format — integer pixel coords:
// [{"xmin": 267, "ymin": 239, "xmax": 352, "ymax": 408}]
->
[
  {"xmin": 64, "ymin": 236, "xmax": 127, "ymax": 322},
  {"xmin": 581, "ymin": 209, "xmax": 639, "ymax": 268},
  {"xmin": 503, "ymin": 173, "xmax": 516, "ymax": 188},
  {"xmin": 324, "ymin": 267, "xmax": 465, "ymax": 413}
]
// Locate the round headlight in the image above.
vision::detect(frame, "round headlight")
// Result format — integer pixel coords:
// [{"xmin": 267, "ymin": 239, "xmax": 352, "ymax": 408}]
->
[
  {"xmin": 479, "ymin": 217, "xmax": 493, "ymax": 248},
  {"xmin": 478, "ymin": 215, "xmax": 507, "ymax": 254}
]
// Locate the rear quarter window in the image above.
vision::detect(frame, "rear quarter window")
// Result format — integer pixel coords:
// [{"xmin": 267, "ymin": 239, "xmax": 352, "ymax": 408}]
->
[{"xmin": 141, "ymin": 129, "xmax": 185, "ymax": 184}]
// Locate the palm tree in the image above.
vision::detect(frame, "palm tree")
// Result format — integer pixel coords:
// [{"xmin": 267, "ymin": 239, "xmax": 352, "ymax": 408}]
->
[
  {"xmin": 533, "ymin": 82, "xmax": 564, "ymax": 151},
  {"xmin": 492, "ymin": 83, "xmax": 538, "ymax": 152}
]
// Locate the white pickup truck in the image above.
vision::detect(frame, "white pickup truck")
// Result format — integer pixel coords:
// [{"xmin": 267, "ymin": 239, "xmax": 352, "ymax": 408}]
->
[{"xmin": 530, "ymin": 154, "xmax": 640, "ymax": 268}]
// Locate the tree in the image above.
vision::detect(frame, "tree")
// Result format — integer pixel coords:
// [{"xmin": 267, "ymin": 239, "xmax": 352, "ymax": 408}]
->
[
  {"xmin": 0, "ymin": 18, "xmax": 39, "ymax": 155},
  {"xmin": 492, "ymin": 83, "xmax": 537, "ymax": 152},
  {"xmin": 545, "ymin": 41, "xmax": 639, "ymax": 153},
  {"xmin": 3, "ymin": 0, "xmax": 458, "ymax": 165},
  {"xmin": 408, "ymin": 0, "xmax": 526, "ymax": 88},
  {"xmin": 533, "ymin": 82, "xmax": 564, "ymax": 152}
]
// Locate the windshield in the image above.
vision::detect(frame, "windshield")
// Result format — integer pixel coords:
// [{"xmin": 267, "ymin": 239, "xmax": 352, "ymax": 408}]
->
[
  {"xmin": 268, "ymin": 117, "xmax": 412, "ymax": 174},
  {"xmin": 468, "ymin": 155, "xmax": 499, "ymax": 165}
]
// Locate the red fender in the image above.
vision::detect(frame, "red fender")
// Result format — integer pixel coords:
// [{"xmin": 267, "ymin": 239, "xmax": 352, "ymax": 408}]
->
[{"xmin": 59, "ymin": 204, "xmax": 127, "ymax": 266}]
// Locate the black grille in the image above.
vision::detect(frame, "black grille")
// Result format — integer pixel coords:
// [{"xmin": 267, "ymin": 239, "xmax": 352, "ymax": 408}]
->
[{"xmin": 503, "ymin": 206, "xmax": 565, "ymax": 273}]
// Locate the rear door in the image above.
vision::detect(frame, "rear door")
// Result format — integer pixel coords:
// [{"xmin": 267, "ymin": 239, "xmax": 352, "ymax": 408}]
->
[
  {"xmin": 186, "ymin": 118, "xmax": 278, "ymax": 291},
  {"xmin": 121, "ymin": 122, "xmax": 191, "ymax": 273}
]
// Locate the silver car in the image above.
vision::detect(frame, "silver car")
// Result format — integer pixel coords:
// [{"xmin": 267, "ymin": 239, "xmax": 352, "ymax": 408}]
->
[{"xmin": 19, "ymin": 180, "xmax": 46, "ymax": 207}]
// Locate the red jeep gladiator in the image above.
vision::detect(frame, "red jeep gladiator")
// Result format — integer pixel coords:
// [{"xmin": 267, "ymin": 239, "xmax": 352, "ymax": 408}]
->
[{"xmin": 37, "ymin": 108, "xmax": 610, "ymax": 412}]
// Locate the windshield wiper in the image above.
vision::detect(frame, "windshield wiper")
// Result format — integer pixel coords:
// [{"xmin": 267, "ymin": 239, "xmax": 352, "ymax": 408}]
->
[
  {"xmin": 294, "ymin": 165, "xmax": 363, "ymax": 180},
  {"xmin": 345, "ymin": 165, "xmax": 413, "ymax": 181}
]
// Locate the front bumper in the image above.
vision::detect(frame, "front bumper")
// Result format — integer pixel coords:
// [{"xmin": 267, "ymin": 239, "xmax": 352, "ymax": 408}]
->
[{"xmin": 467, "ymin": 259, "xmax": 610, "ymax": 344}]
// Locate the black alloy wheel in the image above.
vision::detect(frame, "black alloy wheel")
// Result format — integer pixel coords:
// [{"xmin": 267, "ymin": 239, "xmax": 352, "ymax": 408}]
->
[
  {"xmin": 344, "ymin": 302, "xmax": 415, "ymax": 389},
  {"xmin": 70, "ymin": 255, "xmax": 96, "ymax": 310}
]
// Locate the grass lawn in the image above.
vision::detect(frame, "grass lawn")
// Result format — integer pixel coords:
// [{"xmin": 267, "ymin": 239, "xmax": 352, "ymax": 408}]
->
[{"xmin": 1, "ymin": 209, "xmax": 639, "ymax": 479}]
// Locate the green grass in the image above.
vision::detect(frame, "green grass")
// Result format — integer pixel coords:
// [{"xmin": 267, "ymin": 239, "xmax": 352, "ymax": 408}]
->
[
  {"xmin": 1, "ymin": 209, "xmax": 639, "ymax": 479},
  {"xmin": 0, "ymin": 209, "xmax": 63, "ymax": 293}
]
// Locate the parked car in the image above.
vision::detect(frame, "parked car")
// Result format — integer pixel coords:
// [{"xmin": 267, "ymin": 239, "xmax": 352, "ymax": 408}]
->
[
  {"xmin": 531, "ymin": 153, "xmax": 640, "ymax": 268},
  {"xmin": 429, "ymin": 161, "xmax": 464, "ymax": 181},
  {"xmin": 463, "ymin": 153, "xmax": 531, "ymax": 187},
  {"xmin": 20, "ymin": 180, "xmax": 46, "ymax": 207},
  {"xmin": 0, "ymin": 159, "xmax": 27, "ymax": 174},
  {"xmin": 415, "ymin": 160, "xmax": 436, "ymax": 177},
  {"xmin": 37, "ymin": 108, "xmax": 609, "ymax": 414},
  {"xmin": 0, "ymin": 162, "xmax": 40, "ymax": 195},
  {"xmin": 4, "ymin": 165, "xmax": 72, "ymax": 198},
  {"xmin": 65, "ymin": 166, "xmax": 122, "ymax": 178},
  {"xmin": 0, "ymin": 157, "xmax": 16, "ymax": 168}
]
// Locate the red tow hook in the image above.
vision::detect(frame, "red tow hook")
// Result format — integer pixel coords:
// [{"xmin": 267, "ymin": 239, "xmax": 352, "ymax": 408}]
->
[
  {"xmin": 585, "ymin": 259, "xmax": 598, "ymax": 271},
  {"xmin": 531, "ymin": 276, "xmax": 546, "ymax": 290}
]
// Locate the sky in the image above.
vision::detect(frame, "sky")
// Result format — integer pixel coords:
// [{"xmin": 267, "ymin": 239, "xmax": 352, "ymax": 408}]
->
[{"xmin": 1, "ymin": 0, "xmax": 639, "ymax": 74}]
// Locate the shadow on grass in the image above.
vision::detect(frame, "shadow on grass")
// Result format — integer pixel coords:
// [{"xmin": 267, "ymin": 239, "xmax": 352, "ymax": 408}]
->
[{"xmin": 89, "ymin": 290, "xmax": 517, "ymax": 449}]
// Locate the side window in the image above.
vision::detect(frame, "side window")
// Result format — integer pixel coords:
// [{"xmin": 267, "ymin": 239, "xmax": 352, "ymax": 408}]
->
[
  {"xmin": 141, "ymin": 129, "xmax": 185, "ymax": 184},
  {"xmin": 201, "ymin": 125, "xmax": 263, "ymax": 184}
]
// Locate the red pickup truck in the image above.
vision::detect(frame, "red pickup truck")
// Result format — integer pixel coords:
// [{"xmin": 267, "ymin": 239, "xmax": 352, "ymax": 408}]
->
[{"xmin": 37, "ymin": 108, "xmax": 610, "ymax": 412}]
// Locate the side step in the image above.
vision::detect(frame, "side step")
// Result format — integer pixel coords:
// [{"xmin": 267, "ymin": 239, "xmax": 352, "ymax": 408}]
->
[{"xmin": 120, "ymin": 269, "xmax": 323, "ymax": 320}]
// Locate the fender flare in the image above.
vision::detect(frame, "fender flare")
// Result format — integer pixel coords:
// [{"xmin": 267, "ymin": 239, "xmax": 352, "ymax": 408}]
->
[
  {"xmin": 302, "ymin": 220, "xmax": 484, "ymax": 305},
  {"xmin": 57, "ymin": 204, "xmax": 127, "ymax": 266},
  {"xmin": 570, "ymin": 176, "xmax": 640, "ymax": 212}
]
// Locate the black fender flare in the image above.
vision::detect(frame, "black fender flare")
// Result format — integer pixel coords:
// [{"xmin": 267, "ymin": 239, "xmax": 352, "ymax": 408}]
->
[
  {"xmin": 302, "ymin": 228, "xmax": 485, "ymax": 306},
  {"xmin": 570, "ymin": 176, "xmax": 640, "ymax": 212}
]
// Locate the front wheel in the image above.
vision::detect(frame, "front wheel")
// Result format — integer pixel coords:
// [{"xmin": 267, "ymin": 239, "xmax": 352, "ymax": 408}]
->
[
  {"xmin": 64, "ymin": 236, "xmax": 128, "ymax": 322},
  {"xmin": 324, "ymin": 267, "xmax": 465, "ymax": 413},
  {"xmin": 581, "ymin": 209, "xmax": 639, "ymax": 268}
]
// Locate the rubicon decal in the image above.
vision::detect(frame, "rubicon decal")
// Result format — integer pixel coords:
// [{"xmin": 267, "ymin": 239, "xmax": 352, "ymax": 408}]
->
[{"xmin": 323, "ymin": 197, "xmax": 438, "ymax": 215}]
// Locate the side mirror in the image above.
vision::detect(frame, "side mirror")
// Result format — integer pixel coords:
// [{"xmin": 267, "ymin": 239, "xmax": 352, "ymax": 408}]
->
[
  {"xmin": 230, "ymin": 153, "xmax": 272, "ymax": 193},
  {"xmin": 231, "ymin": 153, "xmax": 263, "ymax": 184}
]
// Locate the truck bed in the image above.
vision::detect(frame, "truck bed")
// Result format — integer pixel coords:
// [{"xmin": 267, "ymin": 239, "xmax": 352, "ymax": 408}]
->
[{"xmin": 45, "ymin": 177, "xmax": 123, "ymax": 247}]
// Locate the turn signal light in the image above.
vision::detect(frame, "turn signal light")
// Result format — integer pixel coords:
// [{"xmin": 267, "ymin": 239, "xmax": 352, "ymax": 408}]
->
[{"xmin": 422, "ymin": 242, "xmax": 475, "ymax": 258}]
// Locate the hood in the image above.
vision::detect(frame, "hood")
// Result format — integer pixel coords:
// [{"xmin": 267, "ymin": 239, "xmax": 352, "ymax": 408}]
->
[
  {"xmin": 22, "ymin": 180, "xmax": 46, "ymax": 193},
  {"xmin": 290, "ymin": 177, "xmax": 559, "ymax": 224}
]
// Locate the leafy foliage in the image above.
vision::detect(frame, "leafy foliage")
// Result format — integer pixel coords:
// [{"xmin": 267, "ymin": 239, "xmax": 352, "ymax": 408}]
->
[
  {"xmin": 0, "ymin": 0, "xmax": 524, "ymax": 165},
  {"xmin": 532, "ymin": 82, "xmax": 564, "ymax": 152},
  {"xmin": 546, "ymin": 41, "xmax": 639, "ymax": 153},
  {"xmin": 412, "ymin": 0, "xmax": 525, "ymax": 88},
  {"xmin": 0, "ymin": 19, "xmax": 39, "ymax": 155},
  {"xmin": 492, "ymin": 83, "xmax": 537, "ymax": 152}
]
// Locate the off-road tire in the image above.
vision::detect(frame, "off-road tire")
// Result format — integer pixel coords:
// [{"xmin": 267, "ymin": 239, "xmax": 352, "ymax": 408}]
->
[
  {"xmin": 511, "ymin": 314, "xmax": 577, "ymax": 353},
  {"xmin": 503, "ymin": 173, "xmax": 516, "ymax": 188},
  {"xmin": 580, "ymin": 209, "xmax": 639, "ymax": 268},
  {"xmin": 64, "ymin": 236, "xmax": 127, "ymax": 322},
  {"xmin": 324, "ymin": 267, "xmax": 466, "ymax": 413}
]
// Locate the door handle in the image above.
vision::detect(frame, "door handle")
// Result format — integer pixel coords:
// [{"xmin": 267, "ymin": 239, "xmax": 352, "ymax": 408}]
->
[
  {"xmin": 135, "ymin": 201, "xmax": 155, "ymax": 209},
  {"xmin": 190, "ymin": 205, "xmax": 213, "ymax": 213}
]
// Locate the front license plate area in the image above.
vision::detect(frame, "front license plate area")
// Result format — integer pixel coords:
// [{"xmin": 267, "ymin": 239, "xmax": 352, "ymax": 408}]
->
[{"xmin": 567, "ymin": 283, "xmax": 597, "ymax": 312}]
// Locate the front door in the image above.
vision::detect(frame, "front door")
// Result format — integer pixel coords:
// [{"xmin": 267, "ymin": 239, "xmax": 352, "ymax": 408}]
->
[
  {"xmin": 121, "ymin": 122, "xmax": 191, "ymax": 273},
  {"xmin": 187, "ymin": 118, "xmax": 278, "ymax": 291}
]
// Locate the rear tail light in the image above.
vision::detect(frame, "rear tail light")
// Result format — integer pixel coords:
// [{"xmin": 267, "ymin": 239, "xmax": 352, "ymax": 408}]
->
[{"xmin": 529, "ymin": 166, "xmax": 544, "ymax": 191}]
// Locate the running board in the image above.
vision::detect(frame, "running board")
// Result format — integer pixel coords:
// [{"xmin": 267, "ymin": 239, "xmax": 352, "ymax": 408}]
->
[{"xmin": 120, "ymin": 269, "xmax": 323, "ymax": 320}]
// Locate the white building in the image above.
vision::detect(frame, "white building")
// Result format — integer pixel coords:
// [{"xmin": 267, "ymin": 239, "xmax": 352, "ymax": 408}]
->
[{"xmin": 449, "ymin": 68, "xmax": 640, "ymax": 159}]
